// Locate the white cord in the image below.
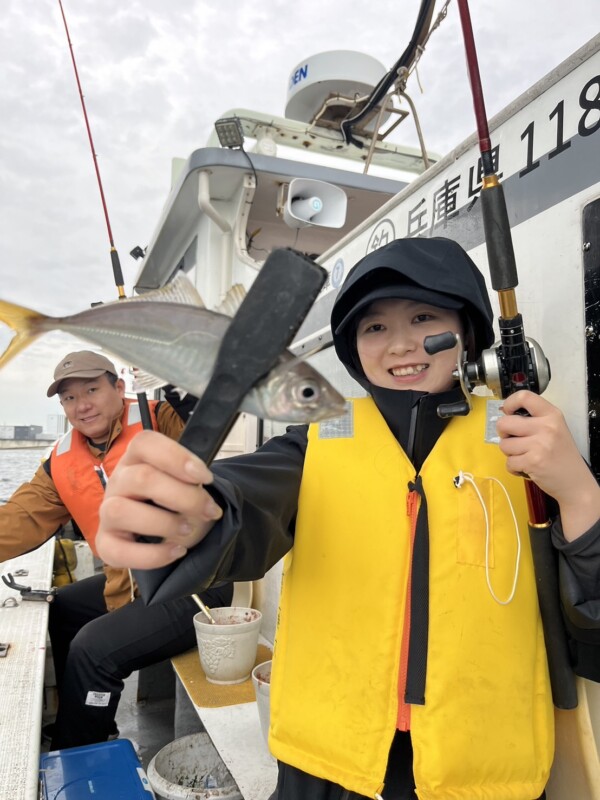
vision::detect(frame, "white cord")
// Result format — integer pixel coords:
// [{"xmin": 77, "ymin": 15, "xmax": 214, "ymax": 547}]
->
[{"xmin": 454, "ymin": 471, "xmax": 521, "ymax": 605}]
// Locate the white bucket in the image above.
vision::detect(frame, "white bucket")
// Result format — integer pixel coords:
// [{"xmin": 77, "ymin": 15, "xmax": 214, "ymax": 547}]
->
[
  {"xmin": 147, "ymin": 733, "xmax": 242, "ymax": 800},
  {"xmin": 251, "ymin": 659, "xmax": 272, "ymax": 746}
]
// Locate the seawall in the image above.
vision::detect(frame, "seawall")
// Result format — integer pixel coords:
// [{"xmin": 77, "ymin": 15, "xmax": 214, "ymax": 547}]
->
[{"xmin": 0, "ymin": 440, "xmax": 50, "ymax": 450}]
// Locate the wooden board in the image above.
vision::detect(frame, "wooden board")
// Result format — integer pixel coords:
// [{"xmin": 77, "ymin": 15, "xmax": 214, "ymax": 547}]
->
[{"xmin": 172, "ymin": 643, "xmax": 272, "ymax": 708}]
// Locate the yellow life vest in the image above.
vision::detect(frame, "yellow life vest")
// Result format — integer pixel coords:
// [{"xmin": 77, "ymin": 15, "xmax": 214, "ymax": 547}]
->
[
  {"xmin": 270, "ymin": 396, "xmax": 553, "ymax": 800},
  {"xmin": 51, "ymin": 398, "xmax": 159, "ymax": 555}
]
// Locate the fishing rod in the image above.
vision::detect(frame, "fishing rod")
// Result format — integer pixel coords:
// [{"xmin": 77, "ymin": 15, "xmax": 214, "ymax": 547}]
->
[
  {"xmin": 57, "ymin": 0, "xmax": 152, "ymax": 429},
  {"xmin": 58, "ymin": 0, "xmax": 125, "ymax": 300},
  {"xmin": 453, "ymin": 0, "xmax": 577, "ymax": 709}
]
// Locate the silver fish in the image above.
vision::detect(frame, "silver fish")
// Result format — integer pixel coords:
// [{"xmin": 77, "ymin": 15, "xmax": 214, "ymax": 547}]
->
[{"xmin": 0, "ymin": 275, "xmax": 346, "ymax": 423}]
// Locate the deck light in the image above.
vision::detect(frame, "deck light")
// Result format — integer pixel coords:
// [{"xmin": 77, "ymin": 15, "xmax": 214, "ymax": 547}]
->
[{"xmin": 214, "ymin": 117, "xmax": 245, "ymax": 149}]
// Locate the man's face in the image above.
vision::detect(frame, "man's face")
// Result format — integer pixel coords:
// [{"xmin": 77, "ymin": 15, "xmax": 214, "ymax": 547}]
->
[
  {"xmin": 58, "ymin": 374, "xmax": 125, "ymax": 442},
  {"xmin": 356, "ymin": 298, "xmax": 463, "ymax": 394}
]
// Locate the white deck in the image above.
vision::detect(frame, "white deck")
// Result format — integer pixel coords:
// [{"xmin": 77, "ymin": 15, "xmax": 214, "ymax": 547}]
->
[
  {"xmin": 196, "ymin": 702, "xmax": 277, "ymax": 800},
  {"xmin": 0, "ymin": 540, "xmax": 54, "ymax": 799}
]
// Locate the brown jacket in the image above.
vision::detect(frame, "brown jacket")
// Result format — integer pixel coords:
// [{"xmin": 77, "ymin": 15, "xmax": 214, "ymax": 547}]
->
[{"xmin": 0, "ymin": 401, "xmax": 186, "ymax": 610}]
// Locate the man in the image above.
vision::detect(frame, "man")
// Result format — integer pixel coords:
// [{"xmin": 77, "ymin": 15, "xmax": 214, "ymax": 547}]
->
[{"xmin": 0, "ymin": 350, "xmax": 231, "ymax": 751}]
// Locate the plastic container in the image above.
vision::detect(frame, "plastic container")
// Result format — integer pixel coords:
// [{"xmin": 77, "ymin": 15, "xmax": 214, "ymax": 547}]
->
[
  {"xmin": 147, "ymin": 733, "xmax": 242, "ymax": 800},
  {"xmin": 40, "ymin": 738, "xmax": 153, "ymax": 799}
]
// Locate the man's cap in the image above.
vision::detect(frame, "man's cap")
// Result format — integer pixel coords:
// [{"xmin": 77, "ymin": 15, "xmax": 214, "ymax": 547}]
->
[
  {"xmin": 333, "ymin": 283, "xmax": 463, "ymax": 335},
  {"xmin": 47, "ymin": 351, "xmax": 118, "ymax": 397}
]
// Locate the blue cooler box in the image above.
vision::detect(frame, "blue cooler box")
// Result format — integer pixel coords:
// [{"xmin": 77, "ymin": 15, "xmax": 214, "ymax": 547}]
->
[{"xmin": 40, "ymin": 738, "xmax": 155, "ymax": 799}]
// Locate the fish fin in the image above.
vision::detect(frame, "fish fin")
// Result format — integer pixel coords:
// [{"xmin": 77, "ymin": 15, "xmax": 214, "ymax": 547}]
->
[
  {"xmin": 131, "ymin": 368, "xmax": 167, "ymax": 394},
  {"xmin": 0, "ymin": 299, "xmax": 46, "ymax": 368},
  {"xmin": 130, "ymin": 272, "xmax": 206, "ymax": 307},
  {"xmin": 214, "ymin": 284, "xmax": 247, "ymax": 317}
]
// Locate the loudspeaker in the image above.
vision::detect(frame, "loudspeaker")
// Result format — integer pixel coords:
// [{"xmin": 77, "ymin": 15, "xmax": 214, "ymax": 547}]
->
[{"xmin": 283, "ymin": 178, "xmax": 347, "ymax": 229}]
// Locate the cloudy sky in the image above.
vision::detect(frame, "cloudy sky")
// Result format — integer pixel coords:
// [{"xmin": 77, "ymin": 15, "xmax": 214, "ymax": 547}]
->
[{"xmin": 0, "ymin": 0, "xmax": 596, "ymax": 427}]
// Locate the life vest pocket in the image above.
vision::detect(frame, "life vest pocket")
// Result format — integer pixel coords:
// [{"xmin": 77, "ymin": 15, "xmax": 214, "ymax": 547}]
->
[{"xmin": 456, "ymin": 474, "xmax": 496, "ymax": 568}]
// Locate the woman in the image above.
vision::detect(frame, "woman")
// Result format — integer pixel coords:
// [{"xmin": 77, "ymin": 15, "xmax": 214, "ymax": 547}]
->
[{"xmin": 97, "ymin": 237, "xmax": 600, "ymax": 800}]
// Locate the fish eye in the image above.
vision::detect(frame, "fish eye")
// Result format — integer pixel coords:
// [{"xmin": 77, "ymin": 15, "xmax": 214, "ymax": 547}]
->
[{"xmin": 294, "ymin": 380, "xmax": 319, "ymax": 403}]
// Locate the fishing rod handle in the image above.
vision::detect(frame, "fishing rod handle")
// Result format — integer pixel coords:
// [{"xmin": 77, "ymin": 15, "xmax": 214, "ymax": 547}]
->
[
  {"xmin": 525, "ymin": 481, "xmax": 550, "ymax": 526},
  {"xmin": 480, "ymin": 181, "xmax": 519, "ymax": 291},
  {"xmin": 110, "ymin": 249, "xmax": 125, "ymax": 289},
  {"xmin": 529, "ymin": 524, "xmax": 579, "ymax": 709}
]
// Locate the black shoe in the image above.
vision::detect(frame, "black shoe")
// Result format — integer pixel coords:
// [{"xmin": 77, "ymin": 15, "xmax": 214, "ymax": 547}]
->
[{"xmin": 41, "ymin": 721, "xmax": 119, "ymax": 744}]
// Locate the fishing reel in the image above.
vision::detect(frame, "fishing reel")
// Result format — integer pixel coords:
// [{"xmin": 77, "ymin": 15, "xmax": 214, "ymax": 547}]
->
[{"xmin": 424, "ymin": 324, "xmax": 551, "ymax": 419}]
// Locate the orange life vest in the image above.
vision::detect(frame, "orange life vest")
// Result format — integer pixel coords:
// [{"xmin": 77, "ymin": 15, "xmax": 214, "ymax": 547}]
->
[{"xmin": 51, "ymin": 399, "xmax": 159, "ymax": 554}]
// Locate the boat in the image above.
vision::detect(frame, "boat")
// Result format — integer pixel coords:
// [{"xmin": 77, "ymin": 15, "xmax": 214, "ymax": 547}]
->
[{"xmin": 1, "ymin": 6, "xmax": 599, "ymax": 798}]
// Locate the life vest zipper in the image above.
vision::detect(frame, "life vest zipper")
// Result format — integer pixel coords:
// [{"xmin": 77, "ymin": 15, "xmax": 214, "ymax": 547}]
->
[{"xmin": 397, "ymin": 487, "xmax": 420, "ymax": 730}]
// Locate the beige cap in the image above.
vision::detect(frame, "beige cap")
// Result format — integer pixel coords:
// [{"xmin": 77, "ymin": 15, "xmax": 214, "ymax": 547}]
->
[{"xmin": 47, "ymin": 351, "xmax": 118, "ymax": 397}]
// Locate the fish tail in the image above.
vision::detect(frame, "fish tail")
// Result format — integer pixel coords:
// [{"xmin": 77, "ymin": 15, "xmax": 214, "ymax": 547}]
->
[{"xmin": 0, "ymin": 299, "xmax": 47, "ymax": 368}]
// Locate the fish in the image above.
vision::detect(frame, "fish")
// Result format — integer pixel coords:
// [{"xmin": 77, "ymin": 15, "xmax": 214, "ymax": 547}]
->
[{"xmin": 0, "ymin": 274, "xmax": 346, "ymax": 423}]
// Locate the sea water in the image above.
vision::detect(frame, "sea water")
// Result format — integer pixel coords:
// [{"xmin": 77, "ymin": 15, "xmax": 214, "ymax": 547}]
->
[{"xmin": 0, "ymin": 449, "xmax": 49, "ymax": 503}]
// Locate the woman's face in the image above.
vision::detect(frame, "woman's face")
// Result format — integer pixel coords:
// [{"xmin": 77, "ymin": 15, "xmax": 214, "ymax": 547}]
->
[{"xmin": 355, "ymin": 298, "xmax": 463, "ymax": 393}]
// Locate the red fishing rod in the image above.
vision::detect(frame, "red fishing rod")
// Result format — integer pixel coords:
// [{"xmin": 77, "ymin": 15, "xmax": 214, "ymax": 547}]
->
[
  {"xmin": 455, "ymin": 0, "xmax": 577, "ymax": 708},
  {"xmin": 57, "ymin": 0, "xmax": 152, "ymax": 428},
  {"xmin": 58, "ymin": 0, "xmax": 125, "ymax": 300}
]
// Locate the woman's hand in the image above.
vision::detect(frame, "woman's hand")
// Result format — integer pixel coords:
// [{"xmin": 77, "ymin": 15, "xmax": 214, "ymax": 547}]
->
[
  {"xmin": 496, "ymin": 391, "xmax": 600, "ymax": 540},
  {"xmin": 96, "ymin": 430, "xmax": 223, "ymax": 569}
]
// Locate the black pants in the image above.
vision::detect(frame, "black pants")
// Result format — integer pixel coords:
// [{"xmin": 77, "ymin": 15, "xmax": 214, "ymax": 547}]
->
[
  {"xmin": 270, "ymin": 731, "xmax": 417, "ymax": 799},
  {"xmin": 48, "ymin": 573, "xmax": 233, "ymax": 750},
  {"xmin": 269, "ymin": 731, "xmax": 547, "ymax": 799}
]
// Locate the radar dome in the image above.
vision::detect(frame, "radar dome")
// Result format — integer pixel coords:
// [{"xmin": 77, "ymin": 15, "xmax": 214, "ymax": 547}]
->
[{"xmin": 285, "ymin": 50, "xmax": 389, "ymax": 127}]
